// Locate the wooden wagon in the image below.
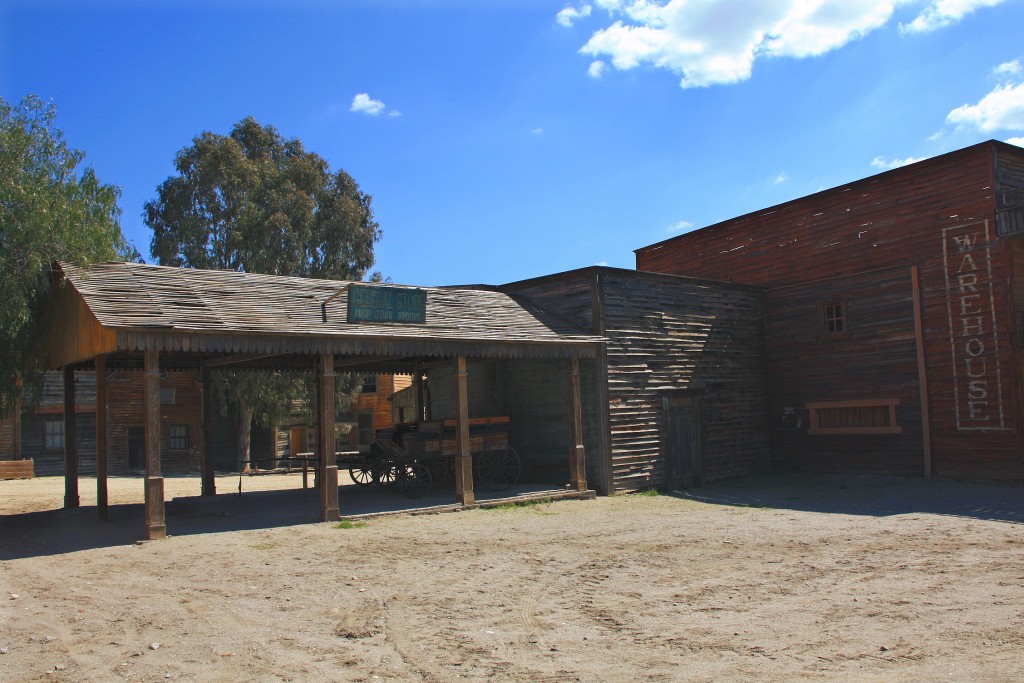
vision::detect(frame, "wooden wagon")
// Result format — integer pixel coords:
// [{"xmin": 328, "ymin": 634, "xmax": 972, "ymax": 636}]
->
[{"xmin": 364, "ymin": 416, "xmax": 521, "ymax": 498}]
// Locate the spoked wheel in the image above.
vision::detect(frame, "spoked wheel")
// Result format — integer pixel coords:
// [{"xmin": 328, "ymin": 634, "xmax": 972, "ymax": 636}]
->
[
  {"xmin": 374, "ymin": 457, "xmax": 401, "ymax": 488},
  {"xmin": 349, "ymin": 463, "xmax": 376, "ymax": 487},
  {"xmin": 396, "ymin": 461, "xmax": 432, "ymax": 499},
  {"xmin": 426, "ymin": 456, "xmax": 454, "ymax": 484},
  {"xmin": 476, "ymin": 445, "xmax": 521, "ymax": 491}
]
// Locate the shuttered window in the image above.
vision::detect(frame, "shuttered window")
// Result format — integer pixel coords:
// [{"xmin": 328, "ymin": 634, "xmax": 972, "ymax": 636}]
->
[{"xmin": 807, "ymin": 399, "xmax": 901, "ymax": 435}]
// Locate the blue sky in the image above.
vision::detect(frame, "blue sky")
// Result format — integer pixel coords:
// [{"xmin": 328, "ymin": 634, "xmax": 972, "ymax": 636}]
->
[{"xmin": 3, "ymin": 0, "xmax": 1024, "ymax": 286}]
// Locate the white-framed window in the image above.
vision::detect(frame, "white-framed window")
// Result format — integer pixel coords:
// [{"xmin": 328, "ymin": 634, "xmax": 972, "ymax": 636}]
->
[{"xmin": 45, "ymin": 419, "xmax": 64, "ymax": 450}]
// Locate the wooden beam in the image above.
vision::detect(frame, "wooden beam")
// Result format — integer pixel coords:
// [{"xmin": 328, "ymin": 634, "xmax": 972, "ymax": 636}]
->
[
  {"xmin": 63, "ymin": 365, "xmax": 79, "ymax": 508},
  {"xmin": 590, "ymin": 271, "xmax": 612, "ymax": 495},
  {"xmin": 414, "ymin": 360, "xmax": 425, "ymax": 421},
  {"xmin": 201, "ymin": 364, "xmax": 216, "ymax": 496},
  {"xmin": 95, "ymin": 355, "xmax": 108, "ymax": 521},
  {"xmin": 13, "ymin": 393, "xmax": 21, "ymax": 461},
  {"xmin": 144, "ymin": 349, "xmax": 166, "ymax": 540},
  {"xmin": 911, "ymin": 266, "xmax": 933, "ymax": 478},
  {"xmin": 454, "ymin": 356, "xmax": 474, "ymax": 505},
  {"xmin": 317, "ymin": 352, "xmax": 340, "ymax": 521},
  {"xmin": 568, "ymin": 355, "xmax": 587, "ymax": 492},
  {"xmin": 202, "ymin": 352, "xmax": 282, "ymax": 368}
]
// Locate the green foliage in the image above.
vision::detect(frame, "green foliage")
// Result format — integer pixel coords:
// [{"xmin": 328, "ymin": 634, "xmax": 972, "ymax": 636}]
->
[
  {"xmin": 145, "ymin": 116, "xmax": 381, "ymax": 280},
  {"xmin": 334, "ymin": 520, "xmax": 367, "ymax": 529},
  {"xmin": 0, "ymin": 95, "xmax": 128, "ymax": 412},
  {"xmin": 145, "ymin": 117, "xmax": 382, "ymax": 460}
]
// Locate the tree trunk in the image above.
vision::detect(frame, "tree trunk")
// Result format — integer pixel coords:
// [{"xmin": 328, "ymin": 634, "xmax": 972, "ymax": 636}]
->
[{"xmin": 236, "ymin": 393, "xmax": 254, "ymax": 473}]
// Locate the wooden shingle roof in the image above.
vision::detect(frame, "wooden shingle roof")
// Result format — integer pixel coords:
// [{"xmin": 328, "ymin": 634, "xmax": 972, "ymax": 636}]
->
[{"xmin": 55, "ymin": 262, "xmax": 601, "ymax": 362}]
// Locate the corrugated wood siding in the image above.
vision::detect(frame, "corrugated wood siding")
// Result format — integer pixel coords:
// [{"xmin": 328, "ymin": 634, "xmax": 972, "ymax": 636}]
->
[
  {"xmin": 599, "ymin": 273, "xmax": 768, "ymax": 490},
  {"xmin": 765, "ymin": 269, "xmax": 924, "ymax": 474},
  {"xmin": 504, "ymin": 270, "xmax": 768, "ymax": 493},
  {"xmin": 0, "ymin": 414, "xmax": 15, "ymax": 459},
  {"xmin": 637, "ymin": 144, "xmax": 1024, "ymax": 482},
  {"xmin": 106, "ymin": 370, "xmax": 205, "ymax": 475},
  {"xmin": 21, "ymin": 413, "xmax": 96, "ymax": 476},
  {"xmin": 47, "ymin": 277, "xmax": 118, "ymax": 369}
]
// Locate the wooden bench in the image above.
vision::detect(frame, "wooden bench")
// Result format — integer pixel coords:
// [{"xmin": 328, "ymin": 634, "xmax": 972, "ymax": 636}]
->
[{"xmin": 0, "ymin": 459, "xmax": 34, "ymax": 480}]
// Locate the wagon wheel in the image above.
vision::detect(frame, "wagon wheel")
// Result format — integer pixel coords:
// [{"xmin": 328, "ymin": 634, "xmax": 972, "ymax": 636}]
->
[
  {"xmin": 477, "ymin": 445, "xmax": 521, "ymax": 491},
  {"xmin": 374, "ymin": 457, "xmax": 401, "ymax": 488},
  {"xmin": 349, "ymin": 463, "xmax": 376, "ymax": 487},
  {"xmin": 396, "ymin": 461, "xmax": 432, "ymax": 499},
  {"xmin": 427, "ymin": 456, "xmax": 454, "ymax": 484}
]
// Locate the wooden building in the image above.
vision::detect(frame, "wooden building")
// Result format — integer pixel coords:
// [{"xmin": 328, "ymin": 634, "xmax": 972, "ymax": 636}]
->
[
  {"xmin": 635, "ymin": 140, "xmax": 1024, "ymax": 482},
  {"xmin": 41, "ymin": 261, "xmax": 600, "ymax": 538},
  {"xmin": 500, "ymin": 267, "xmax": 768, "ymax": 493}
]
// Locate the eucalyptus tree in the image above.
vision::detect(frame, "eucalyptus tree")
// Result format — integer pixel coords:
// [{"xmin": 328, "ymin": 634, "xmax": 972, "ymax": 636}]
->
[{"xmin": 145, "ymin": 117, "xmax": 381, "ymax": 467}]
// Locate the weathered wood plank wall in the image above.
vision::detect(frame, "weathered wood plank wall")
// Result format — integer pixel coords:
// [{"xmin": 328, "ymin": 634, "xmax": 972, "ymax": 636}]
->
[
  {"xmin": 765, "ymin": 268, "xmax": 924, "ymax": 474},
  {"xmin": 637, "ymin": 141, "xmax": 1024, "ymax": 481},
  {"xmin": 503, "ymin": 268, "xmax": 768, "ymax": 493}
]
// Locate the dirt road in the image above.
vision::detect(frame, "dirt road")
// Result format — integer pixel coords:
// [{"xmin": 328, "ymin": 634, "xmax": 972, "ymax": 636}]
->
[{"xmin": 1, "ymin": 473, "xmax": 1022, "ymax": 681}]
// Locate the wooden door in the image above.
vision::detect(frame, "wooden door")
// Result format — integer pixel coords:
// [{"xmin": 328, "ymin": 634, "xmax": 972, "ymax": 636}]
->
[
  {"xmin": 662, "ymin": 395, "xmax": 702, "ymax": 489},
  {"xmin": 127, "ymin": 427, "xmax": 145, "ymax": 471}
]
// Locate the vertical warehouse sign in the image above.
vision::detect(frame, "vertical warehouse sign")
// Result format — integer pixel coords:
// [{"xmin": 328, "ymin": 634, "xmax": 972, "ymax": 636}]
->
[{"xmin": 942, "ymin": 221, "xmax": 1006, "ymax": 430}]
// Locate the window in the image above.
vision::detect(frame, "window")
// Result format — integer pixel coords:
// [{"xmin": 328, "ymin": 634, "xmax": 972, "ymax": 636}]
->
[
  {"xmin": 45, "ymin": 419, "xmax": 64, "ymax": 450},
  {"xmin": 807, "ymin": 399, "xmax": 901, "ymax": 435},
  {"xmin": 360, "ymin": 375, "xmax": 377, "ymax": 394},
  {"xmin": 169, "ymin": 424, "xmax": 190, "ymax": 450},
  {"xmin": 821, "ymin": 302, "xmax": 848, "ymax": 337},
  {"xmin": 160, "ymin": 388, "xmax": 175, "ymax": 405}
]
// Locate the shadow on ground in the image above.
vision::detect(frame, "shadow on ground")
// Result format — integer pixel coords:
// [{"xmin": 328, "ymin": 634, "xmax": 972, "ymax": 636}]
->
[
  {"xmin": 0, "ymin": 478, "xmax": 573, "ymax": 560},
  {"xmin": 670, "ymin": 472, "xmax": 1024, "ymax": 523}
]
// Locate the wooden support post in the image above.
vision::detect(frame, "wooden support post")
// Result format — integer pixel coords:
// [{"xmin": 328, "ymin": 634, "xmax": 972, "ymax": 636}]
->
[
  {"xmin": 454, "ymin": 356, "xmax": 474, "ymax": 505},
  {"xmin": 414, "ymin": 360, "xmax": 425, "ymax": 422},
  {"xmin": 95, "ymin": 355, "xmax": 108, "ymax": 521},
  {"xmin": 317, "ymin": 352, "xmax": 340, "ymax": 521},
  {"xmin": 568, "ymin": 355, "xmax": 587, "ymax": 492},
  {"xmin": 144, "ymin": 349, "xmax": 166, "ymax": 540},
  {"xmin": 13, "ymin": 393, "xmax": 22, "ymax": 461},
  {"xmin": 63, "ymin": 365, "xmax": 79, "ymax": 508},
  {"xmin": 201, "ymin": 364, "xmax": 216, "ymax": 496}
]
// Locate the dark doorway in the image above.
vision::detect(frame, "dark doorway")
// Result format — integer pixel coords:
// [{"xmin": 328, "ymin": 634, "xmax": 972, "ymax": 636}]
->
[
  {"xmin": 127, "ymin": 427, "xmax": 145, "ymax": 471},
  {"xmin": 662, "ymin": 394, "xmax": 703, "ymax": 489}
]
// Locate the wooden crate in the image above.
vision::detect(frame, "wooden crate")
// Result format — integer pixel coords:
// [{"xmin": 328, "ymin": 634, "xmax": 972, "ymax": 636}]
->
[{"xmin": 0, "ymin": 459, "xmax": 34, "ymax": 479}]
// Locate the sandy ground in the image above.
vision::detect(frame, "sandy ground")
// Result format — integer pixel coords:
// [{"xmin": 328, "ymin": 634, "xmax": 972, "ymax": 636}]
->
[{"xmin": 1, "ymin": 472, "xmax": 1023, "ymax": 682}]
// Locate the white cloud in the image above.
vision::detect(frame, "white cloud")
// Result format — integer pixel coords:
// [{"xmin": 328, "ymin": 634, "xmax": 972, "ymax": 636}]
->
[
  {"xmin": 595, "ymin": 260, "xmax": 610, "ymax": 266},
  {"xmin": 588, "ymin": 60, "xmax": 608, "ymax": 78},
  {"xmin": 1006, "ymin": 136, "xmax": 1024, "ymax": 147},
  {"xmin": 946, "ymin": 82, "xmax": 1024, "ymax": 132},
  {"xmin": 577, "ymin": 0, "xmax": 1005, "ymax": 89},
  {"xmin": 557, "ymin": 4, "xmax": 593, "ymax": 27},
  {"xmin": 388, "ymin": 110, "xmax": 403, "ymax": 118},
  {"xmin": 350, "ymin": 93, "xmax": 386, "ymax": 116},
  {"xmin": 871, "ymin": 155, "xmax": 925, "ymax": 169},
  {"xmin": 774, "ymin": 172, "xmax": 788, "ymax": 184},
  {"xmin": 993, "ymin": 59, "xmax": 1022, "ymax": 79},
  {"xmin": 901, "ymin": 0, "xmax": 1005, "ymax": 33},
  {"xmin": 667, "ymin": 220, "xmax": 694, "ymax": 233}
]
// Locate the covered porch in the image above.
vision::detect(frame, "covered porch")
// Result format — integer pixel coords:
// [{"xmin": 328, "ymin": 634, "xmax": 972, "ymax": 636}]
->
[{"xmin": 46, "ymin": 262, "xmax": 602, "ymax": 540}]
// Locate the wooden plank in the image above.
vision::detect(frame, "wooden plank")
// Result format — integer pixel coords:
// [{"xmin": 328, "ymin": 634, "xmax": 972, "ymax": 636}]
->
[
  {"xmin": 201, "ymin": 364, "xmax": 216, "ymax": 496},
  {"xmin": 453, "ymin": 356, "xmax": 474, "ymax": 505},
  {"xmin": 317, "ymin": 352, "xmax": 340, "ymax": 521},
  {"xmin": 568, "ymin": 355, "xmax": 586, "ymax": 491},
  {"xmin": 63, "ymin": 365, "xmax": 79, "ymax": 508},
  {"xmin": 95, "ymin": 355, "xmax": 108, "ymax": 521},
  {"xmin": 143, "ymin": 349, "xmax": 166, "ymax": 540}
]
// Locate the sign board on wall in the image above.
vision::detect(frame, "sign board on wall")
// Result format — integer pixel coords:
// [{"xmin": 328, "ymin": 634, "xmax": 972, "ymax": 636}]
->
[
  {"xmin": 347, "ymin": 284, "xmax": 427, "ymax": 324},
  {"xmin": 941, "ymin": 220, "xmax": 1007, "ymax": 431}
]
